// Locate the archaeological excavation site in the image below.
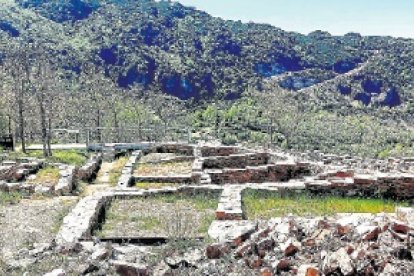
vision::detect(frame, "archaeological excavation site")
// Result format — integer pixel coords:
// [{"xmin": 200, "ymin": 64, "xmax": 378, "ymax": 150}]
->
[
  {"xmin": 0, "ymin": 142, "xmax": 413, "ymax": 275},
  {"xmin": 2, "ymin": 0, "xmax": 414, "ymax": 275}
]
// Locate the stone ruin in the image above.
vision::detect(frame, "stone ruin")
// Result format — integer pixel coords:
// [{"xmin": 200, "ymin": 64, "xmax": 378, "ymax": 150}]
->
[{"xmin": 0, "ymin": 142, "xmax": 413, "ymax": 275}]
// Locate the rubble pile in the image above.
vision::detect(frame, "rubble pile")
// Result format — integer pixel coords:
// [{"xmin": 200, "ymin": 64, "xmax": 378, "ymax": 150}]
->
[{"xmin": 203, "ymin": 210, "xmax": 414, "ymax": 275}]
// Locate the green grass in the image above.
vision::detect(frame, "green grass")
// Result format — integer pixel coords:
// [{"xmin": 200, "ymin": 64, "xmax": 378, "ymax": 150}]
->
[
  {"xmin": 132, "ymin": 215, "xmax": 162, "ymax": 230},
  {"xmin": 51, "ymin": 150, "xmax": 86, "ymax": 166},
  {"xmin": 8, "ymin": 150, "xmax": 87, "ymax": 166},
  {"xmin": 243, "ymin": 190, "xmax": 409, "ymax": 219},
  {"xmin": 0, "ymin": 191, "xmax": 22, "ymax": 205}
]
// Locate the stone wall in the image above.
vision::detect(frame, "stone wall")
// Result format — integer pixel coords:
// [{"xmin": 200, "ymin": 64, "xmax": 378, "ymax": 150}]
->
[
  {"xmin": 202, "ymin": 152, "xmax": 270, "ymax": 169},
  {"xmin": 295, "ymin": 150, "xmax": 414, "ymax": 173},
  {"xmin": 117, "ymin": 151, "xmax": 142, "ymax": 188},
  {"xmin": 0, "ymin": 159, "xmax": 44, "ymax": 182},
  {"xmin": 149, "ymin": 143, "xmax": 195, "ymax": 156},
  {"xmin": 54, "ymin": 165, "xmax": 77, "ymax": 195},
  {"xmin": 75, "ymin": 154, "xmax": 103, "ymax": 182},
  {"xmin": 200, "ymin": 146, "xmax": 240, "ymax": 157},
  {"xmin": 306, "ymin": 170, "xmax": 414, "ymax": 199},
  {"xmin": 207, "ymin": 162, "xmax": 311, "ymax": 184}
]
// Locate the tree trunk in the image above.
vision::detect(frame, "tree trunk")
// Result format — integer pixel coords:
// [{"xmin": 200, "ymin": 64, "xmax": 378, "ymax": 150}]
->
[
  {"xmin": 97, "ymin": 109, "xmax": 102, "ymax": 143},
  {"xmin": 17, "ymin": 82, "xmax": 26, "ymax": 154},
  {"xmin": 40, "ymin": 100, "xmax": 48, "ymax": 157},
  {"xmin": 113, "ymin": 110, "xmax": 120, "ymax": 142},
  {"xmin": 47, "ymin": 116, "xmax": 52, "ymax": 156}
]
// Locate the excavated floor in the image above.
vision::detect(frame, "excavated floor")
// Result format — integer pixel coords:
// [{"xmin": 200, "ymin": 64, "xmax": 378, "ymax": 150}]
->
[{"xmin": 96, "ymin": 193, "xmax": 219, "ymax": 239}]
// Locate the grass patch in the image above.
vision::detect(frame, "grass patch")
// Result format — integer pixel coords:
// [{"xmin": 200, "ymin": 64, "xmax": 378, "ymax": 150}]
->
[
  {"xmin": 108, "ymin": 157, "xmax": 128, "ymax": 186},
  {"xmin": 134, "ymin": 161, "xmax": 193, "ymax": 176},
  {"xmin": 29, "ymin": 166, "xmax": 60, "ymax": 186},
  {"xmin": 134, "ymin": 182, "xmax": 180, "ymax": 189},
  {"xmin": 8, "ymin": 150, "xmax": 87, "ymax": 166},
  {"xmin": 97, "ymin": 192, "xmax": 219, "ymax": 238},
  {"xmin": 0, "ymin": 191, "xmax": 22, "ymax": 205},
  {"xmin": 51, "ymin": 150, "xmax": 86, "ymax": 166},
  {"xmin": 133, "ymin": 215, "xmax": 162, "ymax": 230},
  {"xmin": 243, "ymin": 190, "xmax": 409, "ymax": 219}
]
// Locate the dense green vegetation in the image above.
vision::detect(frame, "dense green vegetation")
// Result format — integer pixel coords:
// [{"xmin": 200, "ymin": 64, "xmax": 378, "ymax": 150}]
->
[
  {"xmin": 243, "ymin": 190, "xmax": 409, "ymax": 219},
  {"xmin": 191, "ymin": 90, "xmax": 414, "ymax": 158}
]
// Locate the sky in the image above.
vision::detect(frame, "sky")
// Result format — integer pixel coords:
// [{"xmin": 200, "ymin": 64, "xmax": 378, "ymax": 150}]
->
[{"xmin": 175, "ymin": 0, "xmax": 414, "ymax": 38}]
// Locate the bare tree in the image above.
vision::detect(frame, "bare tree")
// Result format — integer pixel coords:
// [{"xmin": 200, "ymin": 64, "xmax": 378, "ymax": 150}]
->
[{"xmin": 0, "ymin": 43, "xmax": 34, "ymax": 153}]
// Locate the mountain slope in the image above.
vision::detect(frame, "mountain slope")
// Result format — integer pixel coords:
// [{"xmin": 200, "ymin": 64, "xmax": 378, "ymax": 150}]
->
[{"xmin": 0, "ymin": 0, "xmax": 413, "ymax": 110}]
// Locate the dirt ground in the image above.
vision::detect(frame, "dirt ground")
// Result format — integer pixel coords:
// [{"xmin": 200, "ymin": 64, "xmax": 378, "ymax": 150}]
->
[
  {"xmin": 0, "ymin": 197, "xmax": 78, "ymax": 259},
  {"xmin": 97, "ymin": 196, "xmax": 217, "ymax": 239}
]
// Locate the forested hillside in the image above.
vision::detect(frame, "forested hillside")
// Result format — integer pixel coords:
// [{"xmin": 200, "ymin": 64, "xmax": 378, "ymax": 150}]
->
[{"xmin": 1, "ymin": 0, "xmax": 414, "ymax": 157}]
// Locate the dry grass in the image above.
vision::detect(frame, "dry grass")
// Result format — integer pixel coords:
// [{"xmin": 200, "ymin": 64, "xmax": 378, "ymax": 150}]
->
[
  {"xmin": 108, "ymin": 157, "xmax": 128, "ymax": 186},
  {"xmin": 28, "ymin": 166, "xmax": 60, "ymax": 187},
  {"xmin": 134, "ymin": 182, "xmax": 180, "ymax": 189},
  {"xmin": 97, "ymin": 192, "xmax": 219, "ymax": 239},
  {"xmin": 139, "ymin": 153, "xmax": 177, "ymax": 163},
  {"xmin": 243, "ymin": 190, "xmax": 409, "ymax": 219},
  {"xmin": 134, "ymin": 161, "xmax": 192, "ymax": 176}
]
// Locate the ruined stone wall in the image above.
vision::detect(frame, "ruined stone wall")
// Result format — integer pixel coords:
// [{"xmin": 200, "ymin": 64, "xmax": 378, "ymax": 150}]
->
[
  {"xmin": 149, "ymin": 143, "xmax": 195, "ymax": 156},
  {"xmin": 75, "ymin": 154, "xmax": 103, "ymax": 182},
  {"xmin": 208, "ymin": 162, "xmax": 311, "ymax": 184},
  {"xmin": 0, "ymin": 159, "xmax": 44, "ymax": 182},
  {"xmin": 296, "ymin": 150, "xmax": 414, "ymax": 173},
  {"xmin": 306, "ymin": 170, "xmax": 414, "ymax": 199},
  {"xmin": 202, "ymin": 153, "xmax": 270, "ymax": 169},
  {"xmin": 200, "ymin": 146, "xmax": 240, "ymax": 157}
]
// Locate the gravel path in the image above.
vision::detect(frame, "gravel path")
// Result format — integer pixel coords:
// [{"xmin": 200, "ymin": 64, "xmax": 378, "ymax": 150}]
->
[{"xmin": 95, "ymin": 161, "xmax": 115, "ymax": 184}]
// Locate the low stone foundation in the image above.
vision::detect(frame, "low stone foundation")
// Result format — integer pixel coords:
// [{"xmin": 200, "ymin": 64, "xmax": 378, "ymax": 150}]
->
[
  {"xmin": 76, "ymin": 154, "xmax": 103, "ymax": 182},
  {"xmin": 54, "ymin": 165, "xmax": 77, "ymax": 195},
  {"xmin": 202, "ymin": 152, "xmax": 270, "ymax": 169},
  {"xmin": 306, "ymin": 170, "xmax": 414, "ymax": 199},
  {"xmin": 117, "ymin": 151, "xmax": 142, "ymax": 188},
  {"xmin": 207, "ymin": 162, "xmax": 311, "ymax": 184},
  {"xmin": 149, "ymin": 143, "xmax": 195, "ymax": 156},
  {"xmin": 200, "ymin": 146, "xmax": 240, "ymax": 157},
  {"xmin": 0, "ymin": 159, "xmax": 44, "ymax": 182}
]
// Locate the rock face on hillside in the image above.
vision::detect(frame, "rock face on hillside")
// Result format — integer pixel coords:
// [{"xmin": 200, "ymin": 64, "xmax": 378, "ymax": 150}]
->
[{"xmin": 0, "ymin": 0, "xmax": 414, "ymax": 108}]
